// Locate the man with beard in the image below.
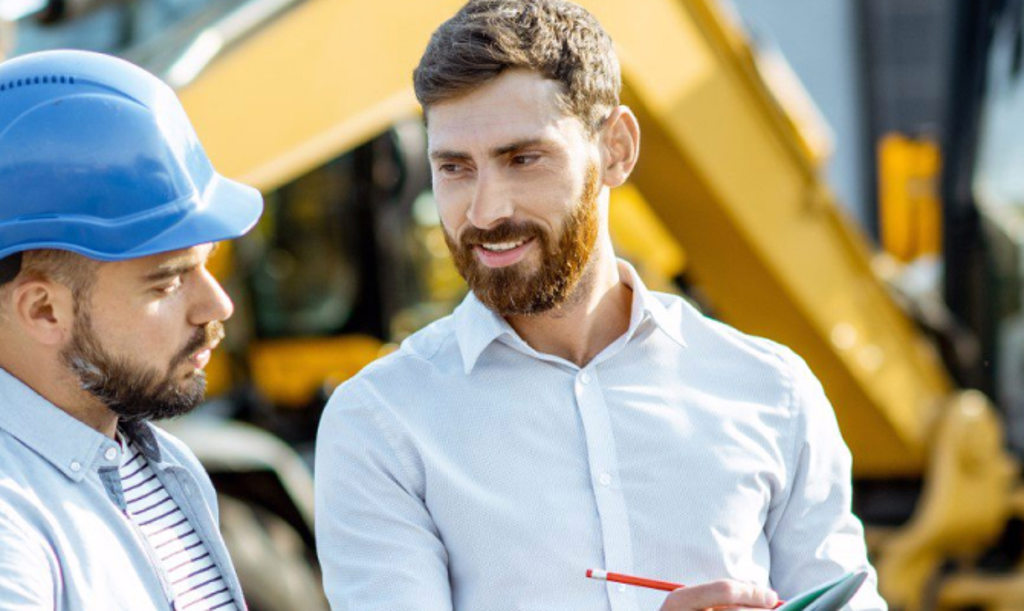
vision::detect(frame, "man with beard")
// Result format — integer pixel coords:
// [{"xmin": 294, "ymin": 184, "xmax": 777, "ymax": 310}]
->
[
  {"xmin": 315, "ymin": 1, "xmax": 885, "ymax": 610},
  {"xmin": 0, "ymin": 50, "xmax": 262, "ymax": 609}
]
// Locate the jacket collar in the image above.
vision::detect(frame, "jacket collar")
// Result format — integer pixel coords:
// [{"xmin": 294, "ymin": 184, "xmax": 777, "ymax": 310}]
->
[{"xmin": 0, "ymin": 367, "xmax": 161, "ymax": 481}]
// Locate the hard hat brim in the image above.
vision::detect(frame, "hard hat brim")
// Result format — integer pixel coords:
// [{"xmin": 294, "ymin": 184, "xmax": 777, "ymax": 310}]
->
[
  {"xmin": 0, "ymin": 175, "xmax": 263, "ymax": 261},
  {"xmin": 114, "ymin": 174, "xmax": 265, "ymax": 261}
]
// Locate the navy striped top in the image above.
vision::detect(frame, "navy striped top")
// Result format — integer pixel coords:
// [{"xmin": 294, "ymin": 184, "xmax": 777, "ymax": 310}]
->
[{"xmin": 120, "ymin": 439, "xmax": 238, "ymax": 610}]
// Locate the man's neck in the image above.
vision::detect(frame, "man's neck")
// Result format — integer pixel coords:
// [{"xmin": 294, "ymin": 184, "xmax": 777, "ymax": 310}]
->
[
  {"xmin": 0, "ymin": 351, "xmax": 119, "ymax": 438},
  {"xmin": 505, "ymin": 251, "xmax": 632, "ymax": 367}
]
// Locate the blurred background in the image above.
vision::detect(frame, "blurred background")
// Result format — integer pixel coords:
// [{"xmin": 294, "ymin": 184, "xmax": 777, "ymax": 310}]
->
[{"xmin": 4, "ymin": 0, "xmax": 1024, "ymax": 609}]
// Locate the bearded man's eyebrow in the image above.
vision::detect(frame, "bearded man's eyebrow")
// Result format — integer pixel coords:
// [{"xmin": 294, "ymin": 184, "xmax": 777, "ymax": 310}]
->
[
  {"xmin": 429, "ymin": 139, "xmax": 549, "ymax": 162},
  {"xmin": 143, "ymin": 261, "xmax": 199, "ymax": 282},
  {"xmin": 492, "ymin": 139, "xmax": 546, "ymax": 157},
  {"xmin": 142, "ymin": 244, "xmax": 219, "ymax": 282},
  {"xmin": 429, "ymin": 149, "xmax": 472, "ymax": 162}
]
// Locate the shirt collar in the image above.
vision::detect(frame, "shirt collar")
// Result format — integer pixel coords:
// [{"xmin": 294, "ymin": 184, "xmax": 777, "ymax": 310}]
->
[
  {"xmin": 119, "ymin": 419, "xmax": 163, "ymax": 463},
  {"xmin": 454, "ymin": 290, "xmax": 516, "ymax": 375},
  {"xmin": 453, "ymin": 259, "xmax": 687, "ymax": 374},
  {"xmin": 618, "ymin": 259, "xmax": 688, "ymax": 350},
  {"xmin": 0, "ymin": 367, "xmax": 160, "ymax": 481}
]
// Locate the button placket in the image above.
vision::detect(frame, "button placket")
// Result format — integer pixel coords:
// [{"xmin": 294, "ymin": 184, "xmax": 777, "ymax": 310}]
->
[{"xmin": 572, "ymin": 366, "xmax": 640, "ymax": 611}]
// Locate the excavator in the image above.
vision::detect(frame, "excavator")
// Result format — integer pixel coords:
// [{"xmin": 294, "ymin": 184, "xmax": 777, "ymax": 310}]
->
[{"xmin": 4, "ymin": 0, "xmax": 1024, "ymax": 609}]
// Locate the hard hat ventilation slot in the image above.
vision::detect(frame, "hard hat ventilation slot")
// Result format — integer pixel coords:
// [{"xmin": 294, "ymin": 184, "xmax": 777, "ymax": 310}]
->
[{"xmin": 0, "ymin": 75, "xmax": 74, "ymax": 92}]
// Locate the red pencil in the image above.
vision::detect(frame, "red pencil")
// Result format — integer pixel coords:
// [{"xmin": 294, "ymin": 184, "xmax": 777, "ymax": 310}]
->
[
  {"xmin": 585, "ymin": 568, "xmax": 784, "ymax": 608},
  {"xmin": 586, "ymin": 568, "xmax": 683, "ymax": 592}
]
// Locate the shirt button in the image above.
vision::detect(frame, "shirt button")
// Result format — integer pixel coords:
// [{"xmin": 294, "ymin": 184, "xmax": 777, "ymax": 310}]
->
[
  {"xmin": 580, "ymin": 372, "xmax": 592, "ymax": 384},
  {"xmin": 618, "ymin": 584, "xmax": 627, "ymax": 592},
  {"xmin": 599, "ymin": 473, "xmax": 612, "ymax": 486},
  {"xmin": 69, "ymin": 460, "xmax": 81, "ymax": 472},
  {"xmin": 104, "ymin": 447, "xmax": 117, "ymax": 461}
]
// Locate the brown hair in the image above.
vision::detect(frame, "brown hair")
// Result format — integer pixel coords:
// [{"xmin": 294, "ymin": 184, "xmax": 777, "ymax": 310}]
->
[
  {"xmin": 0, "ymin": 250, "xmax": 97, "ymax": 315},
  {"xmin": 413, "ymin": 0, "xmax": 621, "ymax": 132}
]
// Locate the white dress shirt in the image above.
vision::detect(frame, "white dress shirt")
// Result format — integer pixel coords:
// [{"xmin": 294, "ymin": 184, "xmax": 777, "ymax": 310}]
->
[{"xmin": 315, "ymin": 261, "xmax": 886, "ymax": 611}]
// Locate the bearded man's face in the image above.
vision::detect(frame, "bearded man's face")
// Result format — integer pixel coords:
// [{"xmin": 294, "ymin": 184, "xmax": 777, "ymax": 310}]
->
[
  {"xmin": 58, "ymin": 244, "xmax": 231, "ymax": 422},
  {"xmin": 61, "ymin": 307, "xmax": 223, "ymax": 422},
  {"xmin": 444, "ymin": 163, "xmax": 600, "ymax": 315},
  {"xmin": 426, "ymin": 71, "xmax": 608, "ymax": 316}
]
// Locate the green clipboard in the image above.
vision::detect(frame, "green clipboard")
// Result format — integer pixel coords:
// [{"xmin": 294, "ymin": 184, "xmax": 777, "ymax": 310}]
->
[{"xmin": 778, "ymin": 570, "xmax": 869, "ymax": 611}]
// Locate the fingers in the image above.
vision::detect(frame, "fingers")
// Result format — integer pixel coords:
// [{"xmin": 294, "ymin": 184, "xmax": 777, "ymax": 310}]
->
[{"xmin": 658, "ymin": 580, "xmax": 779, "ymax": 611}]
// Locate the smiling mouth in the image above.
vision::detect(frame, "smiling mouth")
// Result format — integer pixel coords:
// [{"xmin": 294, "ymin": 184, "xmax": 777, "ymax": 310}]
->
[
  {"xmin": 478, "ymin": 239, "xmax": 529, "ymax": 252},
  {"xmin": 472, "ymin": 237, "xmax": 536, "ymax": 268}
]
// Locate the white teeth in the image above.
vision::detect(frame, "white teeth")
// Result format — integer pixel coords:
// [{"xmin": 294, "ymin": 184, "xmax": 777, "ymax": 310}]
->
[{"xmin": 481, "ymin": 240, "xmax": 525, "ymax": 252}]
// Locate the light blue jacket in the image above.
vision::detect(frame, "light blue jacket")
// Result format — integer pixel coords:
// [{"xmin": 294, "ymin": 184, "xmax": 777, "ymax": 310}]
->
[{"xmin": 0, "ymin": 367, "xmax": 245, "ymax": 610}]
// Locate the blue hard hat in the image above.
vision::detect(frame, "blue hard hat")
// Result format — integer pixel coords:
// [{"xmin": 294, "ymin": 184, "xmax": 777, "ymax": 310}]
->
[{"xmin": 0, "ymin": 49, "xmax": 263, "ymax": 262}]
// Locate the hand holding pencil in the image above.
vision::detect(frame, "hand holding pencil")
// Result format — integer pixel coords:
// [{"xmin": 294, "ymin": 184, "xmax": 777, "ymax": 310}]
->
[
  {"xmin": 658, "ymin": 582, "xmax": 781, "ymax": 611},
  {"xmin": 587, "ymin": 568, "xmax": 782, "ymax": 611}
]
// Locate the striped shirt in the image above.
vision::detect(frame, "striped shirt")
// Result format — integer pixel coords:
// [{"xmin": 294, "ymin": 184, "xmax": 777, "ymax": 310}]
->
[{"xmin": 119, "ymin": 438, "xmax": 238, "ymax": 611}]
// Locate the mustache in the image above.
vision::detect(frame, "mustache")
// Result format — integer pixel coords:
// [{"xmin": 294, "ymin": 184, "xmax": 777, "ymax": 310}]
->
[
  {"xmin": 459, "ymin": 220, "xmax": 543, "ymax": 248},
  {"xmin": 173, "ymin": 320, "xmax": 225, "ymax": 366}
]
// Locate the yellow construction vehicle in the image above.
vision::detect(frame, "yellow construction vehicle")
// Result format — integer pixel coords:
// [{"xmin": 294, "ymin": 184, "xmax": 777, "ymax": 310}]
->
[{"xmin": 9, "ymin": 0, "xmax": 1024, "ymax": 609}]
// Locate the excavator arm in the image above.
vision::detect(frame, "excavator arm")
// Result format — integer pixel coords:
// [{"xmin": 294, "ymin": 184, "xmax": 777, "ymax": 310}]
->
[
  {"xmin": 179, "ymin": 0, "xmax": 948, "ymax": 475},
  {"xmin": 172, "ymin": 0, "xmax": 1021, "ymax": 607}
]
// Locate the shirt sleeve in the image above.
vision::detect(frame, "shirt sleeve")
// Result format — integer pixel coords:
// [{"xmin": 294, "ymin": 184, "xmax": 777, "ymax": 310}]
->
[
  {"xmin": 764, "ymin": 349, "xmax": 888, "ymax": 611},
  {"xmin": 0, "ymin": 506, "xmax": 56, "ymax": 608},
  {"xmin": 315, "ymin": 380, "xmax": 453, "ymax": 611}
]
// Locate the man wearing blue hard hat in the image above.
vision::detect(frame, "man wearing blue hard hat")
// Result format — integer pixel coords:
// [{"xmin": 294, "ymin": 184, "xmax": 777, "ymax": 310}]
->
[{"xmin": 0, "ymin": 49, "xmax": 262, "ymax": 609}]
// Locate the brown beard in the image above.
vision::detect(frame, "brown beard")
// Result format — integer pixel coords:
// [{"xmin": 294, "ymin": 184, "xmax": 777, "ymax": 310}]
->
[
  {"xmin": 60, "ymin": 308, "xmax": 224, "ymax": 422},
  {"xmin": 445, "ymin": 162, "xmax": 601, "ymax": 316}
]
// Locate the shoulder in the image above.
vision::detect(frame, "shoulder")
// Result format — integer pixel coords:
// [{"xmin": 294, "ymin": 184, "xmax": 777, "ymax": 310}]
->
[
  {"xmin": 317, "ymin": 314, "xmax": 466, "ymax": 466},
  {"xmin": 327, "ymin": 313, "xmax": 460, "ymax": 411},
  {"xmin": 0, "ymin": 430, "xmax": 58, "ymax": 520},
  {"xmin": 0, "ymin": 502, "xmax": 54, "ymax": 605},
  {"xmin": 391, "ymin": 312, "xmax": 462, "ymax": 370},
  {"xmin": 0, "ymin": 494, "xmax": 43, "ymax": 543},
  {"xmin": 0, "ymin": 429, "xmax": 29, "ymax": 478},
  {"xmin": 650, "ymin": 293, "xmax": 843, "ymax": 459},
  {"xmin": 0, "ymin": 481, "xmax": 56, "ymax": 598},
  {"xmin": 652, "ymin": 289, "xmax": 806, "ymax": 387}
]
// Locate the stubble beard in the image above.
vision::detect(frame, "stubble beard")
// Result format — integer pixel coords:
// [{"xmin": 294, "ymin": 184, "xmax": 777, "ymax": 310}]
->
[
  {"xmin": 445, "ymin": 163, "xmax": 602, "ymax": 316},
  {"xmin": 59, "ymin": 307, "xmax": 224, "ymax": 423}
]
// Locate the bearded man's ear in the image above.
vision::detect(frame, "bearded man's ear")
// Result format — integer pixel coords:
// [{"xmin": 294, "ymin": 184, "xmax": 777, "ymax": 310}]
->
[
  {"xmin": 600, "ymin": 105, "xmax": 641, "ymax": 188},
  {"xmin": 11, "ymin": 279, "xmax": 75, "ymax": 346}
]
